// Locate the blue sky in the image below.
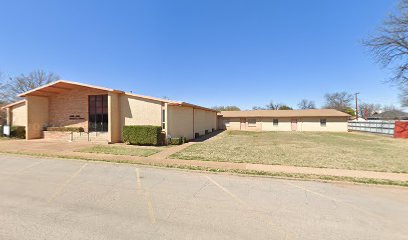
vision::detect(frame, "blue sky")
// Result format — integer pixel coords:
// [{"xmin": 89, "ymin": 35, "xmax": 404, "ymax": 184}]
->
[{"xmin": 0, "ymin": 0, "xmax": 404, "ymax": 110}]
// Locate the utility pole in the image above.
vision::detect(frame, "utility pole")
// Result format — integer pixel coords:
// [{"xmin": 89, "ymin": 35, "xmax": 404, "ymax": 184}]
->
[{"xmin": 355, "ymin": 92, "xmax": 360, "ymax": 120}]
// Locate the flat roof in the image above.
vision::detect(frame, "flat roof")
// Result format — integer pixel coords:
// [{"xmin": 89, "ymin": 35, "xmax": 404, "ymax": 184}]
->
[{"xmin": 219, "ymin": 109, "xmax": 350, "ymax": 118}]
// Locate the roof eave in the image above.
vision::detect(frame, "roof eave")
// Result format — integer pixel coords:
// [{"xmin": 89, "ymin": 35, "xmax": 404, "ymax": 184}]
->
[
  {"xmin": 18, "ymin": 80, "xmax": 118, "ymax": 97},
  {"xmin": 0, "ymin": 99, "xmax": 26, "ymax": 110}
]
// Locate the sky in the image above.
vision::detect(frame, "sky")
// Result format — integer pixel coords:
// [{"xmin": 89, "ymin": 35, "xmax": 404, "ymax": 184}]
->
[{"xmin": 0, "ymin": 0, "xmax": 405, "ymax": 110}]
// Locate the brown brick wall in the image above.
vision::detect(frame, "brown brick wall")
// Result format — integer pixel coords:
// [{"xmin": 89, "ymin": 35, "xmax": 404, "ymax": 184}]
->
[{"xmin": 48, "ymin": 87, "xmax": 108, "ymax": 132}]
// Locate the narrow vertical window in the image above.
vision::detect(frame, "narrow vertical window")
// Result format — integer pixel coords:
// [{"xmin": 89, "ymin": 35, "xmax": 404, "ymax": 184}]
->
[
  {"xmin": 273, "ymin": 119, "xmax": 279, "ymax": 126},
  {"xmin": 320, "ymin": 119, "xmax": 327, "ymax": 127},
  {"xmin": 162, "ymin": 109, "xmax": 166, "ymax": 129}
]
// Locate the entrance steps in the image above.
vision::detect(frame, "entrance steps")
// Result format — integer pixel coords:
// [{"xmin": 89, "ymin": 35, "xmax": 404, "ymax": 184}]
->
[{"xmin": 71, "ymin": 132, "xmax": 109, "ymax": 144}]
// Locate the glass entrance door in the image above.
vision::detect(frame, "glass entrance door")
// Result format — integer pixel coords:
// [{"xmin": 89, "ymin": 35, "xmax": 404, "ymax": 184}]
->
[{"xmin": 88, "ymin": 95, "xmax": 108, "ymax": 132}]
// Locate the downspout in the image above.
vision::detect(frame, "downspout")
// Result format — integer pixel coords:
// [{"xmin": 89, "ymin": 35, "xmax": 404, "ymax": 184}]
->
[{"xmin": 192, "ymin": 107, "xmax": 195, "ymax": 139}]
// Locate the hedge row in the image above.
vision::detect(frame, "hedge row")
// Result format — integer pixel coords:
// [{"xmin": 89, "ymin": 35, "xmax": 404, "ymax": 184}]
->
[
  {"xmin": 123, "ymin": 125, "xmax": 163, "ymax": 145},
  {"xmin": 10, "ymin": 126, "xmax": 26, "ymax": 139},
  {"xmin": 46, "ymin": 127, "xmax": 85, "ymax": 132},
  {"xmin": 168, "ymin": 137, "xmax": 187, "ymax": 145}
]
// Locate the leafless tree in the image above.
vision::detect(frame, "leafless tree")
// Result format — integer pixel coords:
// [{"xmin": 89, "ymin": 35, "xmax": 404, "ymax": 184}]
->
[
  {"xmin": 297, "ymin": 99, "xmax": 316, "ymax": 109},
  {"xmin": 0, "ymin": 70, "xmax": 60, "ymax": 103},
  {"xmin": 212, "ymin": 105, "xmax": 241, "ymax": 111},
  {"xmin": 382, "ymin": 104, "xmax": 401, "ymax": 111},
  {"xmin": 359, "ymin": 103, "xmax": 382, "ymax": 119},
  {"xmin": 252, "ymin": 101, "xmax": 291, "ymax": 110},
  {"xmin": 265, "ymin": 101, "xmax": 283, "ymax": 110},
  {"xmin": 364, "ymin": 0, "xmax": 408, "ymax": 105},
  {"xmin": 278, "ymin": 105, "xmax": 293, "ymax": 110},
  {"xmin": 323, "ymin": 92, "xmax": 353, "ymax": 111},
  {"xmin": 401, "ymin": 87, "xmax": 408, "ymax": 106}
]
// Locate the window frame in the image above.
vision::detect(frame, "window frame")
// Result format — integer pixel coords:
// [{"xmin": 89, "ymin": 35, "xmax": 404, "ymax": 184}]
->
[
  {"xmin": 224, "ymin": 119, "xmax": 230, "ymax": 127},
  {"xmin": 162, "ymin": 109, "xmax": 166, "ymax": 129},
  {"xmin": 273, "ymin": 119, "xmax": 279, "ymax": 126},
  {"xmin": 247, "ymin": 118, "xmax": 257, "ymax": 127},
  {"xmin": 320, "ymin": 118, "xmax": 327, "ymax": 127}
]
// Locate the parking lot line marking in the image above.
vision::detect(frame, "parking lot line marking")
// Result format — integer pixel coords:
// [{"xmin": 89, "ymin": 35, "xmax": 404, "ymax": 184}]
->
[
  {"xmin": 135, "ymin": 168, "xmax": 142, "ymax": 191},
  {"xmin": 47, "ymin": 163, "xmax": 87, "ymax": 203},
  {"xmin": 206, "ymin": 175, "xmax": 292, "ymax": 240},
  {"xmin": 0, "ymin": 160, "xmax": 45, "ymax": 181},
  {"xmin": 283, "ymin": 181, "xmax": 382, "ymax": 219},
  {"xmin": 11, "ymin": 160, "xmax": 45, "ymax": 176},
  {"xmin": 205, "ymin": 175, "xmax": 246, "ymax": 207},
  {"xmin": 135, "ymin": 168, "xmax": 156, "ymax": 224}
]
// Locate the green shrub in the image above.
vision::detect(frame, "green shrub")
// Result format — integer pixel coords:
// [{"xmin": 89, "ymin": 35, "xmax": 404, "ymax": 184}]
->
[
  {"xmin": 123, "ymin": 125, "xmax": 163, "ymax": 145},
  {"xmin": 168, "ymin": 138, "xmax": 182, "ymax": 145},
  {"xmin": 0, "ymin": 125, "xmax": 3, "ymax": 137},
  {"xmin": 46, "ymin": 127, "xmax": 84, "ymax": 132},
  {"xmin": 168, "ymin": 137, "xmax": 187, "ymax": 145},
  {"xmin": 10, "ymin": 126, "xmax": 26, "ymax": 139}
]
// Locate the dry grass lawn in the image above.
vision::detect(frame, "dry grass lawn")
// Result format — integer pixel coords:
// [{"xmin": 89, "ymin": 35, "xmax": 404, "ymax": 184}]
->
[
  {"xmin": 171, "ymin": 131, "xmax": 408, "ymax": 173},
  {"xmin": 78, "ymin": 145, "xmax": 161, "ymax": 157}
]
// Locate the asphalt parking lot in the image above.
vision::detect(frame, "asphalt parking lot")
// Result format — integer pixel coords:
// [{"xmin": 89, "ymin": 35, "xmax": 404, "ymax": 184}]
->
[{"xmin": 0, "ymin": 155, "xmax": 407, "ymax": 240}]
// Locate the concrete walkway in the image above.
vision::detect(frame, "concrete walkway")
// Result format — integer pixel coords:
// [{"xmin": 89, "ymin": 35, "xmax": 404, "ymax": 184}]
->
[{"xmin": 0, "ymin": 139, "xmax": 408, "ymax": 182}]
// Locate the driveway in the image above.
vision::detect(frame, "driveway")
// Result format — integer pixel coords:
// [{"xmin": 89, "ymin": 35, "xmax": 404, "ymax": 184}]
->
[{"xmin": 0, "ymin": 155, "xmax": 407, "ymax": 240}]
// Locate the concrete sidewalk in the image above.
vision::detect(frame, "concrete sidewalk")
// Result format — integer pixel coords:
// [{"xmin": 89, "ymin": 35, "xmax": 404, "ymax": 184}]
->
[{"xmin": 0, "ymin": 139, "xmax": 408, "ymax": 182}]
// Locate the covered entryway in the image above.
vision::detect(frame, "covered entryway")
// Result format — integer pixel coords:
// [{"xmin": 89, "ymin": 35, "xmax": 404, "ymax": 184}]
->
[{"xmin": 16, "ymin": 80, "xmax": 123, "ymax": 143}]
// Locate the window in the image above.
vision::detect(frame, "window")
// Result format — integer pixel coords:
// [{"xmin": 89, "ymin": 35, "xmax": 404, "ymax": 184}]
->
[
  {"xmin": 162, "ymin": 109, "xmax": 166, "ymax": 129},
  {"xmin": 248, "ymin": 118, "xmax": 256, "ymax": 127},
  {"xmin": 320, "ymin": 119, "xmax": 327, "ymax": 127},
  {"xmin": 224, "ymin": 120, "xmax": 230, "ymax": 127},
  {"xmin": 273, "ymin": 119, "xmax": 279, "ymax": 126}
]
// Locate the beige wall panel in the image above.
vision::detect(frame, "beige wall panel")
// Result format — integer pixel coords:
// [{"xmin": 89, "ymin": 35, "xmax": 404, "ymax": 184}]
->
[
  {"xmin": 167, "ymin": 106, "xmax": 194, "ymax": 139},
  {"xmin": 120, "ymin": 95, "xmax": 162, "ymax": 127},
  {"xmin": 193, "ymin": 109, "xmax": 217, "ymax": 136},
  {"xmin": 245, "ymin": 117, "xmax": 262, "ymax": 131},
  {"xmin": 300, "ymin": 117, "xmax": 348, "ymax": 132},
  {"xmin": 220, "ymin": 117, "xmax": 241, "ymax": 130},
  {"xmin": 108, "ymin": 92, "xmax": 121, "ymax": 143},
  {"xmin": 11, "ymin": 102, "xmax": 27, "ymax": 126},
  {"xmin": 261, "ymin": 118, "xmax": 292, "ymax": 131},
  {"xmin": 26, "ymin": 96, "xmax": 49, "ymax": 139}
]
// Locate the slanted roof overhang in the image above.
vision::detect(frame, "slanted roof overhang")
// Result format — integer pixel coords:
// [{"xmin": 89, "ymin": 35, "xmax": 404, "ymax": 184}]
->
[
  {"xmin": 18, "ymin": 80, "xmax": 124, "ymax": 97},
  {"xmin": 0, "ymin": 99, "xmax": 26, "ymax": 110},
  {"xmin": 167, "ymin": 102, "xmax": 218, "ymax": 112}
]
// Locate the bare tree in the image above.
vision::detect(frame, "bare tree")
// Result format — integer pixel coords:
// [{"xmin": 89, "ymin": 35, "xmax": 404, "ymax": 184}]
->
[
  {"xmin": 382, "ymin": 104, "xmax": 401, "ymax": 111},
  {"xmin": 212, "ymin": 105, "xmax": 241, "ymax": 111},
  {"xmin": 297, "ymin": 99, "xmax": 316, "ymax": 109},
  {"xmin": 252, "ymin": 106, "xmax": 265, "ymax": 110},
  {"xmin": 364, "ymin": 0, "xmax": 408, "ymax": 105},
  {"xmin": 401, "ymin": 87, "xmax": 408, "ymax": 106},
  {"xmin": 278, "ymin": 105, "xmax": 293, "ymax": 110},
  {"xmin": 1, "ymin": 70, "xmax": 60, "ymax": 103},
  {"xmin": 359, "ymin": 103, "xmax": 382, "ymax": 119},
  {"xmin": 323, "ymin": 92, "xmax": 353, "ymax": 111},
  {"xmin": 265, "ymin": 101, "xmax": 283, "ymax": 110},
  {"xmin": 252, "ymin": 101, "xmax": 292, "ymax": 110}
]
